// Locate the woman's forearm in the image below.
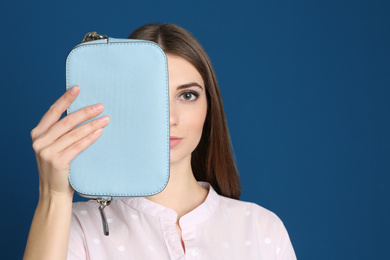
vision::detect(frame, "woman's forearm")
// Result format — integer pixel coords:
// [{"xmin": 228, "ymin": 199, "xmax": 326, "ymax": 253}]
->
[{"xmin": 23, "ymin": 193, "xmax": 73, "ymax": 260}]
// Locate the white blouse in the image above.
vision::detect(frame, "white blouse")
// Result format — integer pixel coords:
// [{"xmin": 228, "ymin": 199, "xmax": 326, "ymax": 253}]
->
[{"xmin": 68, "ymin": 182, "xmax": 296, "ymax": 259}]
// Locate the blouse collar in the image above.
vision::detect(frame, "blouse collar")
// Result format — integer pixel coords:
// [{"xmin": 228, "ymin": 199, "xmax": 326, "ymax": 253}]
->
[{"xmin": 120, "ymin": 182, "xmax": 220, "ymax": 227}]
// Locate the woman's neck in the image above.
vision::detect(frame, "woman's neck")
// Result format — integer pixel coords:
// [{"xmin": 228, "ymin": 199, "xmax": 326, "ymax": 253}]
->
[{"xmin": 146, "ymin": 155, "xmax": 208, "ymax": 219}]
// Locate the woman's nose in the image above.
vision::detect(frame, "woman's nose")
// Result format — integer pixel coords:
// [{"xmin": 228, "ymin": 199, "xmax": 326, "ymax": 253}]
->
[{"xmin": 169, "ymin": 102, "xmax": 178, "ymax": 126}]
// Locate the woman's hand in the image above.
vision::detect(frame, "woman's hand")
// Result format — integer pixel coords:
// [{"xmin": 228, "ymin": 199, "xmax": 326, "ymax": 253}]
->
[
  {"xmin": 25, "ymin": 84, "xmax": 110, "ymax": 260},
  {"xmin": 30, "ymin": 85, "xmax": 110, "ymax": 198}
]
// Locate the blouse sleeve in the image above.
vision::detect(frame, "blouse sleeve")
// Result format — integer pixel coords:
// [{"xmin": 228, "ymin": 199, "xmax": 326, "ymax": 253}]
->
[
  {"xmin": 276, "ymin": 220, "xmax": 297, "ymax": 260},
  {"xmin": 251, "ymin": 202, "xmax": 297, "ymax": 260}
]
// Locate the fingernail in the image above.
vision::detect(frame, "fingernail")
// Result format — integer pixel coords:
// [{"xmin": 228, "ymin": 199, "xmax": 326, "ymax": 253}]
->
[
  {"xmin": 69, "ymin": 85, "xmax": 79, "ymax": 95},
  {"xmin": 93, "ymin": 104, "xmax": 104, "ymax": 110},
  {"xmin": 93, "ymin": 129, "xmax": 103, "ymax": 135},
  {"xmin": 99, "ymin": 115, "xmax": 109, "ymax": 122}
]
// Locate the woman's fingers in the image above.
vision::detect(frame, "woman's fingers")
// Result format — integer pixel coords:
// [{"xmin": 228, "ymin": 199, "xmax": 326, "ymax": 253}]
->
[
  {"xmin": 54, "ymin": 114, "xmax": 110, "ymax": 155},
  {"xmin": 33, "ymin": 109, "xmax": 110, "ymax": 177},
  {"xmin": 31, "ymin": 85, "xmax": 80, "ymax": 139},
  {"xmin": 61, "ymin": 128, "xmax": 105, "ymax": 166},
  {"xmin": 35, "ymin": 103, "xmax": 105, "ymax": 151}
]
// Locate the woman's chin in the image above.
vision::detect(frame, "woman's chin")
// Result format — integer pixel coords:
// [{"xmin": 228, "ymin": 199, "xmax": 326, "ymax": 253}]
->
[{"xmin": 169, "ymin": 153, "xmax": 192, "ymax": 166}]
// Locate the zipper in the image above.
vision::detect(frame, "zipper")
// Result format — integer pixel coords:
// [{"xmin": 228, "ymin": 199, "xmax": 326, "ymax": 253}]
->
[
  {"xmin": 82, "ymin": 31, "xmax": 108, "ymax": 43},
  {"xmin": 77, "ymin": 31, "xmax": 112, "ymax": 237},
  {"xmin": 97, "ymin": 198, "xmax": 111, "ymax": 236}
]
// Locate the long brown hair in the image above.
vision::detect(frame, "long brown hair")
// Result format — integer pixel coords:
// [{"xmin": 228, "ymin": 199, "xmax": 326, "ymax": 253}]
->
[{"xmin": 128, "ymin": 23, "xmax": 241, "ymax": 199}]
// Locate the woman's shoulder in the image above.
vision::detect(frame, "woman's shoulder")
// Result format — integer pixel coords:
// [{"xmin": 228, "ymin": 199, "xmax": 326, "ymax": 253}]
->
[
  {"xmin": 70, "ymin": 199, "xmax": 129, "ymax": 237},
  {"xmin": 71, "ymin": 200, "xmax": 101, "ymax": 225},
  {"xmin": 72, "ymin": 200, "xmax": 99, "ymax": 214},
  {"xmin": 215, "ymin": 195, "xmax": 296, "ymax": 259},
  {"xmin": 71, "ymin": 199, "xmax": 125, "ymax": 222},
  {"xmin": 217, "ymin": 194, "xmax": 286, "ymax": 228},
  {"xmin": 72, "ymin": 198, "xmax": 127, "ymax": 211}
]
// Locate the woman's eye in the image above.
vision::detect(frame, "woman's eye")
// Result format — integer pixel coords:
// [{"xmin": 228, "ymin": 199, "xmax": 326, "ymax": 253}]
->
[{"xmin": 179, "ymin": 92, "xmax": 199, "ymax": 101}]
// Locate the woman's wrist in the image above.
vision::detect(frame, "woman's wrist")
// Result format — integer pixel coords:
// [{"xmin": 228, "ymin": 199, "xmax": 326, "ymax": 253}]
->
[
  {"xmin": 24, "ymin": 187, "xmax": 73, "ymax": 260},
  {"xmin": 38, "ymin": 188, "xmax": 74, "ymax": 205}
]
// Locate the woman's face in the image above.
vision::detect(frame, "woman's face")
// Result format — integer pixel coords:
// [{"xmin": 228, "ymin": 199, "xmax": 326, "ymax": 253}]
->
[{"xmin": 167, "ymin": 53, "xmax": 208, "ymax": 165}]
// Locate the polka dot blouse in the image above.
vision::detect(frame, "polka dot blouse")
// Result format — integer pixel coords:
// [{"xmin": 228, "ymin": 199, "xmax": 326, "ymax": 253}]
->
[{"xmin": 68, "ymin": 182, "xmax": 296, "ymax": 259}]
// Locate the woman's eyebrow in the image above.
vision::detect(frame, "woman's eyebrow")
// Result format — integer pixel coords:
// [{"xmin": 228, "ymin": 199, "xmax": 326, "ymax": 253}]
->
[{"xmin": 176, "ymin": 82, "xmax": 204, "ymax": 90}]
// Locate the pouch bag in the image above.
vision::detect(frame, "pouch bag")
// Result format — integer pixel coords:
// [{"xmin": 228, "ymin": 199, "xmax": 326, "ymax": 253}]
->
[{"xmin": 65, "ymin": 33, "xmax": 170, "ymax": 235}]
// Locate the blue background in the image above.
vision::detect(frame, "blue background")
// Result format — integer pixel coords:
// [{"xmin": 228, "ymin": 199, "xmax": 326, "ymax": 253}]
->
[{"xmin": 1, "ymin": 0, "xmax": 389, "ymax": 259}]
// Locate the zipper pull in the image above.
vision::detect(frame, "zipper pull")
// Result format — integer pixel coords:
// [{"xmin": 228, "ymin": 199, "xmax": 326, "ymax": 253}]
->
[
  {"xmin": 97, "ymin": 198, "xmax": 111, "ymax": 236},
  {"xmin": 82, "ymin": 32, "xmax": 108, "ymax": 43}
]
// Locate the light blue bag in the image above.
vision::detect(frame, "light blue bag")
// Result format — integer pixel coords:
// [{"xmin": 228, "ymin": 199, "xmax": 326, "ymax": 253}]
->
[{"xmin": 65, "ymin": 32, "xmax": 170, "ymax": 235}]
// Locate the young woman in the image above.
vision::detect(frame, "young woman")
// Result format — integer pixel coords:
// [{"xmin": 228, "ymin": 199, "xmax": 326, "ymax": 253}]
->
[{"xmin": 24, "ymin": 23, "xmax": 296, "ymax": 259}]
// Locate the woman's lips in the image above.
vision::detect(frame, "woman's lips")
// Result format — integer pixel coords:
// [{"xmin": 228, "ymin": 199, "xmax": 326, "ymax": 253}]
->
[{"xmin": 170, "ymin": 137, "xmax": 182, "ymax": 147}]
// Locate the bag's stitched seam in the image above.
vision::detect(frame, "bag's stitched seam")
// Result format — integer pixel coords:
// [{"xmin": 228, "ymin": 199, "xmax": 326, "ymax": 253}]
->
[{"xmin": 66, "ymin": 41, "xmax": 170, "ymax": 197}]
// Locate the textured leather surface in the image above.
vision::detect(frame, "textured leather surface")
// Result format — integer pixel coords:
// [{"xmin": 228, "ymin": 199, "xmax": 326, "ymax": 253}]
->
[{"xmin": 66, "ymin": 38, "xmax": 169, "ymax": 199}]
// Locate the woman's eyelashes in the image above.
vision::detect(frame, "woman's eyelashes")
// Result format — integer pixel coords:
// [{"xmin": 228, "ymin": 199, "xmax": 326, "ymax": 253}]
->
[{"xmin": 178, "ymin": 91, "xmax": 200, "ymax": 101}]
